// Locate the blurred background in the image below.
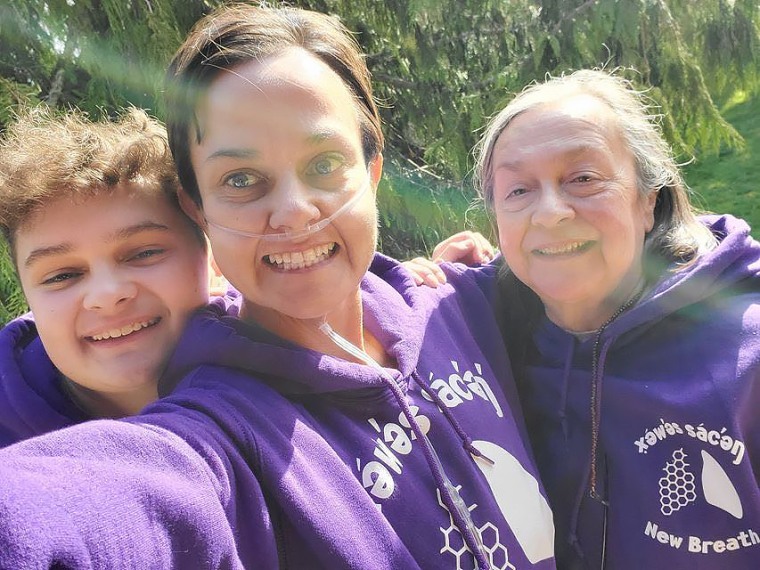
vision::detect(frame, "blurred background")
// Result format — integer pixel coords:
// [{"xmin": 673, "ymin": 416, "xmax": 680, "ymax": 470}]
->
[{"xmin": 1, "ymin": 0, "xmax": 758, "ymax": 322}]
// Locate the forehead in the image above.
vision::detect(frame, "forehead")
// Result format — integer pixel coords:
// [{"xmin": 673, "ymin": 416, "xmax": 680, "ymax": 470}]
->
[
  {"xmin": 494, "ymin": 94, "xmax": 629, "ymax": 163},
  {"xmin": 194, "ymin": 47, "xmax": 362, "ymax": 146},
  {"xmin": 15, "ymin": 184, "xmax": 190, "ymax": 254}
]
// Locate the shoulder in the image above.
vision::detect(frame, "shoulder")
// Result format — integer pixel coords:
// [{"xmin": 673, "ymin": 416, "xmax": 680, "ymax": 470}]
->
[
  {"xmin": 439, "ymin": 258, "xmax": 500, "ymax": 293},
  {"xmin": 0, "ymin": 313, "xmax": 38, "ymax": 351}
]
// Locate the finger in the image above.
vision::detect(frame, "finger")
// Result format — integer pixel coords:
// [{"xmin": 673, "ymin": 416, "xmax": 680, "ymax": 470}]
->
[
  {"xmin": 469, "ymin": 232, "xmax": 496, "ymax": 262},
  {"xmin": 431, "ymin": 231, "xmax": 474, "ymax": 260},
  {"xmin": 401, "ymin": 258, "xmax": 447, "ymax": 287}
]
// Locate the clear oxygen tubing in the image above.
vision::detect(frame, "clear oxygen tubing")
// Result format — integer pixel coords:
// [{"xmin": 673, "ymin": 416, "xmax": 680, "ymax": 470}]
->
[
  {"xmin": 317, "ymin": 321, "xmax": 492, "ymax": 569},
  {"xmin": 203, "ymin": 175, "xmax": 372, "ymax": 241}
]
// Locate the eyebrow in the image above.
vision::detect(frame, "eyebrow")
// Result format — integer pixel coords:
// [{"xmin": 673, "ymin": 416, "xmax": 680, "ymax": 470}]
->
[
  {"xmin": 494, "ymin": 144, "xmax": 601, "ymax": 172},
  {"xmin": 112, "ymin": 221, "xmax": 173, "ymax": 241},
  {"xmin": 24, "ymin": 243, "xmax": 73, "ymax": 269},
  {"xmin": 203, "ymin": 128, "xmax": 346, "ymax": 163},
  {"xmin": 205, "ymin": 148, "xmax": 259, "ymax": 162},
  {"xmin": 306, "ymin": 128, "xmax": 342, "ymax": 145},
  {"xmin": 23, "ymin": 221, "xmax": 172, "ymax": 268}
]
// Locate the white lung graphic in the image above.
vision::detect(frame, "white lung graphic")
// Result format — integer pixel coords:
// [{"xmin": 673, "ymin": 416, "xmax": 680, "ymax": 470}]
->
[
  {"xmin": 472, "ymin": 440, "xmax": 555, "ymax": 563},
  {"xmin": 701, "ymin": 449, "xmax": 743, "ymax": 519}
]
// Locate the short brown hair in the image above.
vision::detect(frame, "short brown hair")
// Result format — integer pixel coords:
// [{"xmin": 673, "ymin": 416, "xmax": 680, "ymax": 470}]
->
[
  {"xmin": 0, "ymin": 106, "xmax": 202, "ymax": 262},
  {"xmin": 164, "ymin": 3, "xmax": 384, "ymax": 205}
]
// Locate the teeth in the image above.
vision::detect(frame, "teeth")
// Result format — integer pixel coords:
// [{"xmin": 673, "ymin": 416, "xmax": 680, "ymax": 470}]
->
[
  {"xmin": 535, "ymin": 241, "xmax": 589, "ymax": 256},
  {"xmin": 90, "ymin": 318, "xmax": 158, "ymax": 341},
  {"xmin": 265, "ymin": 243, "xmax": 336, "ymax": 271}
]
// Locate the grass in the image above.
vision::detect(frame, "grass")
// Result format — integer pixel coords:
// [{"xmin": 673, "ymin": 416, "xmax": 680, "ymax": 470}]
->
[{"xmin": 683, "ymin": 91, "xmax": 760, "ymax": 235}]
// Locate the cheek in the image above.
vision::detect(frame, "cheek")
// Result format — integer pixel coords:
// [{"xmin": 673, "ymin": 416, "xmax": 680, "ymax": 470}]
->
[
  {"xmin": 342, "ymin": 206, "xmax": 378, "ymax": 259},
  {"xmin": 208, "ymin": 234, "xmax": 248, "ymax": 275},
  {"xmin": 495, "ymin": 213, "xmax": 526, "ymax": 264},
  {"xmin": 30, "ymin": 299, "xmax": 74, "ymax": 356}
]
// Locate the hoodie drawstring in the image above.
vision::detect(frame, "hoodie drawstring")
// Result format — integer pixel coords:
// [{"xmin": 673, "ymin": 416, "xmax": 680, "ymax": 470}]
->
[
  {"xmin": 588, "ymin": 290, "xmax": 641, "ymax": 504},
  {"xmin": 319, "ymin": 323, "xmax": 493, "ymax": 569},
  {"xmin": 410, "ymin": 371, "xmax": 495, "ymax": 466},
  {"xmin": 559, "ymin": 340, "xmax": 575, "ymax": 440}
]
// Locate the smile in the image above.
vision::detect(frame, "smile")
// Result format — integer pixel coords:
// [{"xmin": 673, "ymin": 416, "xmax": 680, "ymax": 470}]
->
[
  {"xmin": 264, "ymin": 243, "xmax": 337, "ymax": 271},
  {"xmin": 533, "ymin": 241, "xmax": 593, "ymax": 256},
  {"xmin": 88, "ymin": 317, "xmax": 160, "ymax": 341}
]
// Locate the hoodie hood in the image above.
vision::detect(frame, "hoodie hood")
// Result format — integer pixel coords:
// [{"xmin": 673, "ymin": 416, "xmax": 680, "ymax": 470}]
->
[
  {"xmin": 160, "ymin": 254, "xmax": 431, "ymax": 403},
  {"xmin": 0, "ymin": 314, "xmax": 84, "ymax": 445},
  {"xmin": 532, "ymin": 214, "xmax": 760, "ymax": 354},
  {"xmin": 603, "ymin": 214, "xmax": 760, "ymax": 339}
]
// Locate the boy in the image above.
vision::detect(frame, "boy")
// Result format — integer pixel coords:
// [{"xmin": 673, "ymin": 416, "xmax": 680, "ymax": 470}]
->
[{"xmin": 0, "ymin": 106, "xmax": 219, "ymax": 443}]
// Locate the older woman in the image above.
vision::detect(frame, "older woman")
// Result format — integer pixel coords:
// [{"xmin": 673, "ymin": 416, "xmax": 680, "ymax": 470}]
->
[
  {"xmin": 0, "ymin": 5, "xmax": 555, "ymax": 570},
  {"xmin": 424, "ymin": 69, "xmax": 760, "ymax": 569}
]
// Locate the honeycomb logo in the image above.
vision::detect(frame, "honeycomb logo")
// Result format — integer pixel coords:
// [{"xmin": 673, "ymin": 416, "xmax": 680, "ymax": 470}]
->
[
  {"xmin": 658, "ymin": 448, "xmax": 743, "ymax": 519},
  {"xmin": 436, "ymin": 486, "xmax": 515, "ymax": 570},
  {"xmin": 659, "ymin": 448, "xmax": 697, "ymax": 516}
]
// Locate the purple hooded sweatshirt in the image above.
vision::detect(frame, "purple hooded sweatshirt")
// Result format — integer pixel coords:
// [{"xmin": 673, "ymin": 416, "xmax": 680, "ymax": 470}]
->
[
  {"xmin": 510, "ymin": 215, "xmax": 760, "ymax": 569},
  {"xmin": 0, "ymin": 254, "xmax": 556, "ymax": 570},
  {"xmin": 0, "ymin": 313, "xmax": 87, "ymax": 444},
  {"xmin": 0, "ymin": 293, "xmax": 239, "ymax": 447}
]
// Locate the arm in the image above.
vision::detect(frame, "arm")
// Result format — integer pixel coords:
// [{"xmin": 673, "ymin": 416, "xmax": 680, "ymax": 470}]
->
[{"xmin": 0, "ymin": 417, "xmax": 247, "ymax": 569}]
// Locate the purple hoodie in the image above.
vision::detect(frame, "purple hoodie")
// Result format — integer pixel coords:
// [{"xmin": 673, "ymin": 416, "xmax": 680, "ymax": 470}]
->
[
  {"xmin": 0, "ymin": 293, "xmax": 240, "ymax": 447},
  {"xmin": 511, "ymin": 215, "xmax": 760, "ymax": 569},
  {"xmin": 0, "ymin": 313, "xmax": 87, "ymax": 444},
  {"xmin": 0, "ymin": 254, "xmax": 556, "ymax": 570}
]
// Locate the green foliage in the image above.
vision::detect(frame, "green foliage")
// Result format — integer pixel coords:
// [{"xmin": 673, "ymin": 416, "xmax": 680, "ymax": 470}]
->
[
  {"xmin": 376, "ymin": 158, "xmax": 492, "ymax": 259},
  {"xmin": 0, "ymin": 243, "xmax": 26, "ymax": 323},
  {"xmin": 684, "ymin": 91, "xmax": 760, "ymax": 235}
]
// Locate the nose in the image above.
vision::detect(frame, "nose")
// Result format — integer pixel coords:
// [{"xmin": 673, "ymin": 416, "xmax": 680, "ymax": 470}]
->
[
  {"xmin": 267, "ymin": 177, "xmax": 321, "ymax": 232},
  {"xmin": 82, "ymin": 266, "xmax": 138, "ymax": 311},
  {"xmin": 531, "ymin": 184, "xmax": 575, "ymax": 227}
]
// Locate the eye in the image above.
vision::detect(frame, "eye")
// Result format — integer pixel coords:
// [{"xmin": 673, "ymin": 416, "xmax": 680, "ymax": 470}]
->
[
  {"xmin": 222, "ymin": 171, "xmax": 263, "ymax": 189},
  {"xmin": 566, "ymin": 172, "xmax": 608, "ymax": 198},
  {"xmin": 306, "ymin": 154, "xmax": 344, "ymax": 176},
  {"xmin": 128, "ymin": 248, "xmax": 166, "ymax": 263},
  {"xmin": 41, "ymin": 271, "xmax": 82, "ymax": 286},
  {"xmin": 507, "ymin": 187, "xmax": 529, "ymax": 198},
  {"xmin": 497, "ymin": 183, "xmax": 535, "ymax": 212}
]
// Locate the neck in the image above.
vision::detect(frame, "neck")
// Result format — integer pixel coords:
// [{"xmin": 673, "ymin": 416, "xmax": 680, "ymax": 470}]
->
[
  {"xmin": 63, "ymin": 378, "xmax": 157, "ymax": 418},
  {"xmin": 545, "ymin": 275, "xmax": 645, "ymax": 333},
  {"xmin": 241, "ymin": 290, "xmax": 389, "ymax": 365}
]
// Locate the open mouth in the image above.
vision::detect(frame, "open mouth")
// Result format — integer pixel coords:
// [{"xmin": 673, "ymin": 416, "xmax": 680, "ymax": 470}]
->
[
  {"xmin": 264, "ymin": 242, "xmax": 337, "ymax": 271},
  {"xmin": 533, "ymin": 240, "xmax": 593, "ymax": 256},
  {"xmin": 88, "ymin": 317, "xmax": 161, "ymax": 342}
]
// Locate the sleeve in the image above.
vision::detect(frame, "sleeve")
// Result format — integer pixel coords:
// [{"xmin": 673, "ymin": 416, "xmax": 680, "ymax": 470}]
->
[{"xmin": 0, "ymin": 418, "xmax": 246, "ymax": 570}]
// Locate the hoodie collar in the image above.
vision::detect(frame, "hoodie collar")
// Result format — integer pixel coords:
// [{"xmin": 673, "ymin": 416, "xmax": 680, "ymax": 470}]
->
[{"xmin": 585, "ymin": 214, "xmax": 759, "ymax": 342}]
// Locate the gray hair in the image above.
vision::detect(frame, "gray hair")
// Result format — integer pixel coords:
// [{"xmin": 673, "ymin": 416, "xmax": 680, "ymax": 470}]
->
[{"xmin": 474, "ymin": 69, "xmax": 716, "ymax": 266}]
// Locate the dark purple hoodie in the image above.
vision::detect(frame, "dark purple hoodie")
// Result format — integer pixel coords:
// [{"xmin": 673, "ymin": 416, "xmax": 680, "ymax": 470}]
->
[
  {"xmin": 513, "ymin": 215, "xmax": 760, "ymax": 569},
  {"xmin": 0, "ymin": 254, "xmax": 556, "ymax": 570},
  {"xmin": 0, "ymin": 314, "xmax": 87, "ymax": 444}
]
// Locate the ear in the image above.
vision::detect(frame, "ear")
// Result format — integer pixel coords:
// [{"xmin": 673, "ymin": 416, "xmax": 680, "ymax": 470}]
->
[
  {"xmin": 369, "ymin": 153, "xmax": 384, "ymax": 196},
  {"xmin": 178, "ymin": 187, "xmax": 206, "ymax": 229},
  {"xmin": 642, "ymin": 188, "xmax": 658, "ymax": 233}
]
